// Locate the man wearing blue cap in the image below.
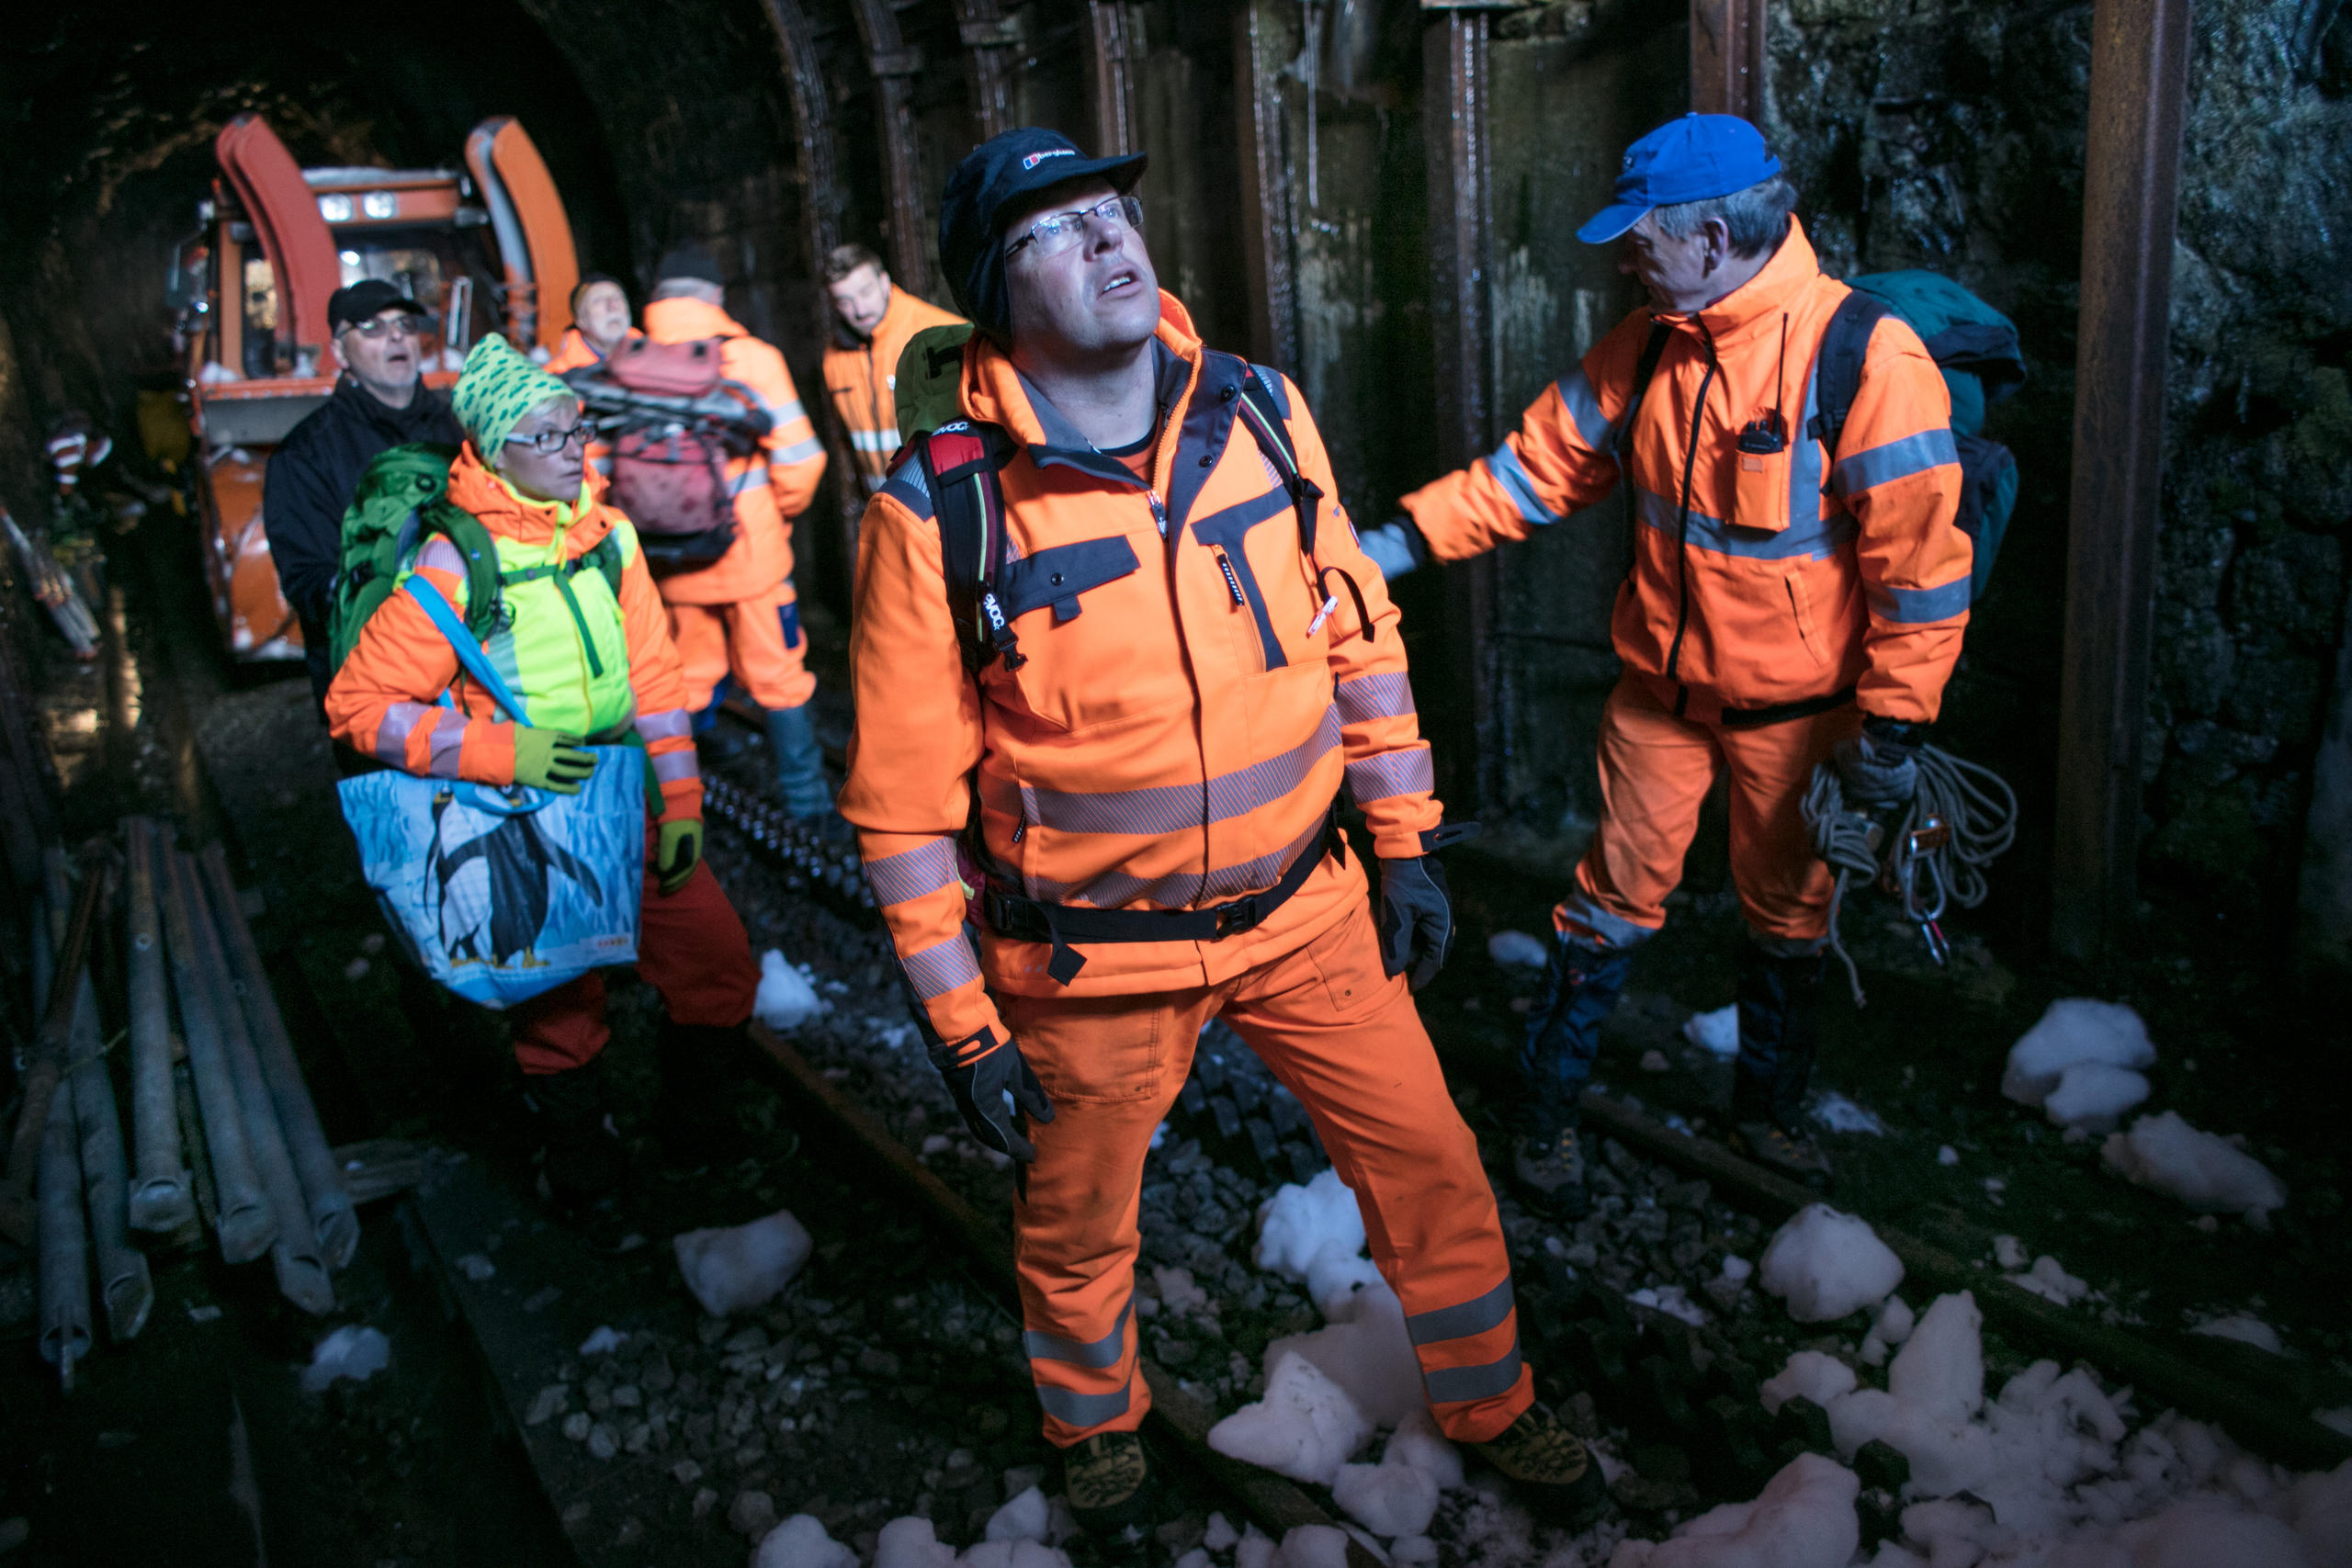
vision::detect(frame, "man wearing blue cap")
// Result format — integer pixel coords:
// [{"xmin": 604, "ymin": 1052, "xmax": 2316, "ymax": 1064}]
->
[{"xmin": 1363, "ymin": 114, "xmax": 1973, "ymax": 1207}]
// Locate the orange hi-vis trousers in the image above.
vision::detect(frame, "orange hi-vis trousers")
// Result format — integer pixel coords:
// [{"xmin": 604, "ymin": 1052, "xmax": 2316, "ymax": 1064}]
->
[
  {"xmin": 1000, "ymin": 896, "xmax": 1533, "ymax": 1449},
  {"xmin": 1554, "ymin": 673, "xmax": 1864, "ymax": 952},
  {"xmin": 666, "ymin": 577, "xmax": 817, "ymax": 714}
]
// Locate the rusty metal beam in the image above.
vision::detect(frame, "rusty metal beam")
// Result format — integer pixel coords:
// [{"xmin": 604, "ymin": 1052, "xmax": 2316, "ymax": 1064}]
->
[
  {"xmin": 2050, "ymin": 0, "xmax": 2192, "ymax": 960},
  {"xmin": 1423, "ymin": 7, "xmax": 1502, "ymax": 811},
  {"xmin": 1086, "ymin": 3, "xmax": 1146, "ymax": 159},
  {"xmin": 1233, "ymin": 4, "xmax": 1299, "ymax": 373},
  {"xmin": 956, "ymin": 3, "xmax": 1021, "ymax": 141},
  {"xmin": 1689, "ymin": 0, "xmax": 1768, "ymax": 120},
  {"xmin": 752, "ymin": 0, "xmax": 844, "ymax": 272},
  {"xmin": 848, "ymin": 0, "xmax": 939, "ymax": 302}
]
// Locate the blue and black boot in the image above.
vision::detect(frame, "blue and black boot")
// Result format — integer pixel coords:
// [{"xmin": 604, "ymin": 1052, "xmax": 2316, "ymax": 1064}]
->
[
  {"xmin": 764, "ymin": 702, "xmax": 843, "ymax": 829},
  {"xmin": 1729, "ymin": 941, "xmax": 1833, "ymax": 1183},
  {"xmin": 1513, "ymin": 932, "xmax": 1634, "ymax": 1218}
]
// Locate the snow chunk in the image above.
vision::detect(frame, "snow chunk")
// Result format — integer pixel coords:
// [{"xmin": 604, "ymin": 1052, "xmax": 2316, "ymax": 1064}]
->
[
  {"xmin": 1889, "ymin": 1292, "xmax": 1984, "ymax": 1423},
  {"xmin": 2190, "ymin": 1313, "xmax": 2284, "ymax": 1355},
  {"xmin": 1487, "ymin": 930, "xmax": 1550, "ymax": 970},
  {"xmin": 752, "ymin": 1515, "xmax": 858, "ymax": 1568},
  {"xmin": 2102, "ymin": 1111, "xmax": 2288, "ymax": 1221},
  {"xmin": 875, "ymin": 1517, "xmax": 957, "ymax": 1568},
  {"xmin": 2042, "ymin": 1062, "xmax": 2152, "ymax": 1133},
  {"xmin": 1265, "ymin": 1279, "xmax": 1423, "ymax": 1429},
  {"xmin": 985, "ymin": 1487, "xmax": 1049, "ymax": 1543},
  {"xmin": 957, "ymin": 1543, "xmax": 1070, "ymax": 1568},
  {"xmin": 1760, "ymin": 1350, "xmax": 1858, "ymax": 1416},
  {"xmin": 754, "ymin": 950, "xmax": 828, "ymax": 1032},
  {"xmin": 2007, "ymin": 1256, "xmax": 2091, "ymax": 1306},
  {"xmin": 1206, "ymin": 1349, "xmax": 1373, "ymax": 1486},
  {"xmin": 301, "ymin": 1325, "xmax": 390, "ymax": 1392},
  {"xmin": 1256, "ymin": 1168, "xmax": 1383, "ymax": 1316},
  {"xmin": 1278, "ymin": 1526, "xmax": 1354, "ymax": 1568},
  {"xmin": 2002, "ymin": 998, "xmax": 2154, "ymax": 1108},
  {"xmin": 1874, "ymin": 1295, "xmax": 1916, "ymax": 1347},
  {"xmin": 1682, "ymin": 1005, "xmax": 1739, "ymax": 1058},
  {"xmin": 1384, "ymin": 1408, "xmax": 1465, "ymax": 1493},
  {"xmin": 1203, "ymin": 1514, "xmax": 1240, "ymax": 1551},
  {"xmin": 1335, "ymin": 1424, "xmax": 1446, "ymax": 1538},
  {"xmin": 1811, "ymin": 1092, "xmax": 1887, "ymax": 1135},
  {"xmin": 673, "ymin": 1210, "xmax": 812, "ymax": 1317},
  {"xmin": 1628, "ymin": 1285, "xmax": 1709, "ymax": 1326},
  {"xmin": 1758, "ymin": 1204, "xmax": 1905, "ymax": 1323},
  {"xmin": 579, "ymin": 1325, "xmax": 625, "ymax": 1357},
  {"xmin": 1607, "ymin": 1453, "xmax": 1859, "ymax": 1567}
]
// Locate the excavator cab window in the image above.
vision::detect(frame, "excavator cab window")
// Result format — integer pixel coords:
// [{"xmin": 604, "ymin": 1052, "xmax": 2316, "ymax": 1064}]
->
[
  {"xmin": 241, "ymin": 254, "xmax": 281, "ymax": 378},
  {"xmin": 329, "ymin": 223, "xmax": 507, "ymax": 370}
]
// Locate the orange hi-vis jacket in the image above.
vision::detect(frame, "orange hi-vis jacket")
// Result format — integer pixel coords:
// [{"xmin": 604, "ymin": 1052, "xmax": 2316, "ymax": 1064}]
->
[
  {"xmin": 639, "ymin": 296, "xmax": 827, "ymax": 605},
  {"xmin": 545, "ymin": 325, "xmax": 635, "ymax": 375},
  {"xmin": 840, "ymin": 292, "xmax": 1442, "ymax": 1053},
  {"xmin": 822, "ymin": 285, "xmax": 966, "ymax": 494},
  {"xmin": 1401, "ymin": 218, "xmax": 1970, "ymax": 726},
  {"xmin": 324, "ymin": 446, "xmax": 706, "ymax": 822}
]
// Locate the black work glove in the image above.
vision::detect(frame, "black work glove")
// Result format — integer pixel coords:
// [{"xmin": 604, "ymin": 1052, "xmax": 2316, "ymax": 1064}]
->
[
  {"xmin": 929, "ymin": 1032, "xmax": 1055, "ymax": 1164},
  {"xmin": 1833, "ymin": 716, "xmax": 1928, "ymax": 807},
  {"xmin": 1377, "ymin": 855, "xmax": 1456, "ymax": 992}
]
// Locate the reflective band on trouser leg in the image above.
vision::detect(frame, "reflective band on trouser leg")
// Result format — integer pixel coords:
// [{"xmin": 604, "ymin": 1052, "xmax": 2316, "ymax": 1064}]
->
[
  {"xmin": 1026, "ymin": 1296, "xmax": 1137, "ymax": 1435},
  {"xmin": 1406, "ymin": 1275, "xmax": 1528, "ymax": 1412}
]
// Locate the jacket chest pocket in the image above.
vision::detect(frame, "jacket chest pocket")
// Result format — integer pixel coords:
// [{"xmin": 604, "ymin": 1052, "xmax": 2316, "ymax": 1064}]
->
[
  {"xmin": 996, "ymin": 535, "xmax": 1142, "ymax": 625},
  {"xmin": 1731, "ymin": 438, "xmax": 1791, "ymax": 535}
]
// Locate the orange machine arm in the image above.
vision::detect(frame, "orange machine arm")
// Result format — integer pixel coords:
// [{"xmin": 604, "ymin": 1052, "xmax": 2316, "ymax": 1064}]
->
[
  {"xmin": 214, "ymin": 116, "xmax": 341, "ymax": 365},
  {"xmin": 466, "ymin": 117, "xmax": 580, "ymax": 351}
]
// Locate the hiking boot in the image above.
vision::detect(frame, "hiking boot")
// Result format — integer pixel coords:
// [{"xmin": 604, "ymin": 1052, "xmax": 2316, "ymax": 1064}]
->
[
  {"xmin": 765, "ymin": 703, "xmax": 835, "ymax": 818},
  {"xmin": 1062, "ymin": 1430, "xmax": 1154, "ymax": 1539},
  {"xmin": 1469, "ymin": 1403, "xmax": 1609, "ymax": 1528},
  {"xmin": 526, "ymin": 1061, "xmax": 627, "ymax": 1209},
  {"xmin": 1511, "ymin": 1123, "xmax": 1590, "ymax": 1220},
  {"xmin": 1732, "ymin": 1119, "xmax": 1833, "ymax": 1184}
]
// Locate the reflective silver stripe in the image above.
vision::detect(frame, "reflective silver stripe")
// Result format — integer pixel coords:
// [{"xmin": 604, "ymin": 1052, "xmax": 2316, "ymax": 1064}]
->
[
  {"xmin": 902, "ymin": 935, "xmax": 980, "ymax": 998},
  {"xmin": 1788, "ymin": 346, "xmax": 1826, "ymax": 536},
  {"xmin": 765, "ymin": 396, "xmax": 806, "ymax": 423},
  {"xmin": 1334, "ymin": 671, "xmax": 1416, "ymax": 727},
  {"xmin": 413, "ymin": 536, "xmax": 465, "ymax": 577},
  {"xmin": 1486, "ymin": 441, "xmax": 1559, "ymax": 527},
  {"xmin": 635, "ymin": 708, "xmax": 693, "ymax": 742},
  {"xmin": 1023, "ymin": 1299, "xmax": 1132, "ymax": 1368},
  {"xmin": 729, "ymin": 468, "xmax": 770, "ymax": 496},
  {"xmin": 1555, "ymin": 894, "xmax": 1657, "ymax": 949},
  {"xmin": 426, "ymin": 713, "xmax": 469, "ymax": 779},
  {"xmin": 1406, "ymin": 1278, "xmax": 1515, "ymax": 1348},
  {"xmin": 1832, "ymin": 428, "xmax": 1959, "ymax": 496},
  {"xmin": 865, "ymin": 839, "xmax": 959, "ymax": 908},
  {"xmin": 1035, "ymin": 1379, "xmax": 1132, "ymax": 1427},
  {"xmin": 376, "ymin": 702, "xmax": 429, "ymax": 765},
  {"xmin": 1344, "ymin": 745, "xmax": 1434, "ymax": 805},
  {"xmin": 851, "ymin": 429, "xmax": 897, "ymax": 451},
  {"xmin": 1553, "ymin": 366, "xmax": 1614, "ymax": 452},
  {"xmin": 1027, "ymin": 706, "xmax": 1341, "ymax": 837},
  {"xmin": 1865, "ymin": 575, "xmax": 1971, "ymax": 625},
  {"xmin": 1030, "ymin": 810, "xmax": 1326, "ymax": 910},
  {"xmin": 650, "ymin": 750, "xmax": 699, "ymax": 784},
  {"xmin": 1634, "ymin": 488, "xmax": 1857, "ymax": 562},
  {"xmin": 772, "ymin": 438, "xmax": 824, "ymax": 465},
  {"xmin": 1421, "ymin": 1337, "xmax": 1522, "ymax": 1404}
]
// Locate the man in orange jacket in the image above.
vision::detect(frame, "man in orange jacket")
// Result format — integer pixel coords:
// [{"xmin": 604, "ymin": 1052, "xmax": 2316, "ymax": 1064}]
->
[
  {"xmin": 546, "ymin": 273, "xmax": 634, "ymax": 374},
  {"xmin": 820, "ymin": 243, "xmax": 965, "ymax": 499},
  {"xmin": 639, "ymin": 246, "xmax": 835, "ymax": 826},
  {"xmin": 1360, "ymin": 115, "xmax": 1970, "ymax": 1200},
  {"xmin": 842, "ymin": 128, "xmax": 1605, "ymax": 1538}
]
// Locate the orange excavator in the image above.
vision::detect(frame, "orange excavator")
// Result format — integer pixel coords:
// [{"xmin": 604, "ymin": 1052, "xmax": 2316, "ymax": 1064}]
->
[{"xmin": 169, "ymin": 114, "xmax": 579, "ymax": 660}]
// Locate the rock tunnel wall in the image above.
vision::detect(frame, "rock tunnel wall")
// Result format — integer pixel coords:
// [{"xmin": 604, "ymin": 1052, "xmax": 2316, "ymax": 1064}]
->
[{"xmin": 2, "ymin": 0, "xmax": 2347, "ymax": 941}]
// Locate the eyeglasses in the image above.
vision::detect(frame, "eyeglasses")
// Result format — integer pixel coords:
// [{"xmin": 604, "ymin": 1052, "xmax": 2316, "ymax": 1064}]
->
[
  {"xmin": 1004, "ymin": 195, "xmax": 1143, "ymax": 262},
  {"xmin": 503, "ymin": 423, "xmax": 590, "ymax": 456},
  {"xmin": 342, "ymin": 314, "xmax": 420, "ymax": 341}
]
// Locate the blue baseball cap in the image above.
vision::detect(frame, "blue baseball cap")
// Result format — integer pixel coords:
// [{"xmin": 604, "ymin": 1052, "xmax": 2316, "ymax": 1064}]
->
[
  {"xmin": 1577, "ymin": 113, "xmax": 1783, "ymax": 244},
  {"xmin": 940, "ymin": 128, "xmax": 1148, "ymax": 344}
]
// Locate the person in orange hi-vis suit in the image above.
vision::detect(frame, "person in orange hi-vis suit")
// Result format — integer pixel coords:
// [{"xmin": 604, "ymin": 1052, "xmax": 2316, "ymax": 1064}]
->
[
  {"xmin": 1359, "ymin": 115, "xmax": 1971, "ymax": 1202},
  {"xmin": 820, "ymin": 243, "xmax": 965, "ymax": 499},
  {"xmin": 638, "ymin": 246, "xmax": 835, "ymax": 829},
  {"xmin": 545, "ymin": 273, "xmax": 636, "ymax": 374},
  {"xmin": 840, "ymin": 128, "xmax": 1609, "ymax": 1540}
]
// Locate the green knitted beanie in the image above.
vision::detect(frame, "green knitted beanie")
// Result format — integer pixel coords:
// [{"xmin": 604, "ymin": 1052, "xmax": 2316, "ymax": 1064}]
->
[{"xmin": 453, "ymin": 335, "xmax": 573, "ymax": 454}]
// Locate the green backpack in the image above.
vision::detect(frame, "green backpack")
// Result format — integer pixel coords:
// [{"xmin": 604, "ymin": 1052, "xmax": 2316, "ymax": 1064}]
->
[{"xmin": 324, "ymin": 444, "xmax": 621, "ymax": 677}]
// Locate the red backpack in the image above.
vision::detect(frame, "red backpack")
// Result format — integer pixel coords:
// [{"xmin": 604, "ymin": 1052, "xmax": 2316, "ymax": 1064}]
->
[{"xmin": 568, "ymin": 336, "xmax": 774, "ymax": 569}]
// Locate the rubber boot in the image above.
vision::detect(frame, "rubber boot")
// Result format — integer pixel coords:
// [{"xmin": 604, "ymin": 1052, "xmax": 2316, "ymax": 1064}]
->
[
  {"xmin": 656, "ymin": 1018, "xmax": 754, "ymax": 1167},
  {"xmin": 526, "ymin": 1060, "xmax": 626, "ymax": 1210},
  {"xmin": 1512, "ymin": 933, "xmax": 1633, "ymax": 1216},
  {"xmin": 764, "ymin": 703, "xmax": 837, "ymax": 819},
  {"xmin": 1730, "ymin": 942, "xmax": 1832, "ymax": 1183}
]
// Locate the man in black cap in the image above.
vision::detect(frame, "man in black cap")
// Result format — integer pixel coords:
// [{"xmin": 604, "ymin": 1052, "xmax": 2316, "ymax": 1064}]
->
[{"xmin": 264, "ymin": 278, "xmax": 464, "ymax": 710}]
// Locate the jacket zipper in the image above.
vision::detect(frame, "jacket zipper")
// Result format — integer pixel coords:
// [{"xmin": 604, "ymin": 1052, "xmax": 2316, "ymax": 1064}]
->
[
  {"xmin": 1662, "ymin": 326, "xmax": 1722, "ymax": 715},
  {"xmin": 1213, "ymin": 547, "xmax": 1247, "ymax": 606}
]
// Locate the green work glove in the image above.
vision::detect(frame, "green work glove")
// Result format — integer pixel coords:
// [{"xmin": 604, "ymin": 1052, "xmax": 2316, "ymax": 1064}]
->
[
  {"xmin": 512, "ymin": 729, "xmax": 595, "ymax": 795},
  {"xmin": 656, "ymin": 818, "xmax": 703, "ymax": 896}
]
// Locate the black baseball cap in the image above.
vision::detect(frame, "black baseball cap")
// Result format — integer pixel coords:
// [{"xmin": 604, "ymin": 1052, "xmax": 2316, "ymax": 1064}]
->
[
  {"xmin": 328, "ymin": 279, "xmax": 428, "ymax": 333},
  {"xmin": 654, "ymin": 244, "xmax": 724, "ymax": 285},
  {"xmin": 940, "ymin": 128, "xmax": 1147, "ymax": 344}
]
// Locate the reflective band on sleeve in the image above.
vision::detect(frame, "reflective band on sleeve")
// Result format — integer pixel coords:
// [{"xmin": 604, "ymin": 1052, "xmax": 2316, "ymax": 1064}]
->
[
  {"xmin": 1486, "ymin": 442, "xmax": 1560, "ymax": 528},
  {"xmin": 765, "ymin": 397, "xmax": 806, "ymax": 423},
  {"xmin": 1034, "ymin": 1379, "xmax": 1133, "ymax": 1427},
  {"xmin": 1831, "ymin": 428, "xmax": 1959, "ymax": 496},
  {"xmin": 1421, "ymin": 1338, "xmax": 1523, "ymax": 1404},
  {"xmin": 864, "ymin": 839, "xmax": 960, "ymax": 908},
  {"xmin": 851, "ymin": 429, "xmax": 898, "ymax": 452},
  {"xmin": 413, "ymin": 536, "xmax": 466, "ymax": 578},
  {"xmin": 1023, "ymin": 1300, "xmax": 1131, "ymax": 1369},
  {"xmin": 1344, "ymin": 746, "xmax": 1435, "ymax": 805},
  {"xmin": 376, "ymin": 702, "xmax": 429, "ymax": 765},
  {"xmin": 1554, "ymin": 367, "xmax": 1614, "ymax": 452},
  {"xmin": 650, "ymin": 750, "xmax": 700, "ymax": 784},
  {"xmin": 1865, "ymin": 575, "xmax": 1972, "ymax": 625},
  {"xmin": 426, "ymin": 714, "xmax": 468, "ymax": 779},
  {"xmin": 1406, "ymin": 1278, "xmax": 1515, "ymax": 1348},
  {"xmin": 772, "ymin": 438, "xmax": 824, "ymax": 465},
  {"xmin": 729, "ymin": 468, "xmax": 769, "ymax": 496},
  {"xmin": 901, "ymin": 935, "xmax": 981, "ymax": 999},
  {"xmin": 635, "ymin": 708, "xmax": 693, "ymax": 742},
  {"xmin": 1335, "ymin": 671, "xmax": 1417, "ymax": 727}
]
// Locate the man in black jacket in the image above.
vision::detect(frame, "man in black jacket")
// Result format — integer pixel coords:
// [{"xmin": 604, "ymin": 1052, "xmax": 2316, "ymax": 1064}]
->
[{"xmin": 264, "ymin": 278, "xmax": 465, "ymax": 710}]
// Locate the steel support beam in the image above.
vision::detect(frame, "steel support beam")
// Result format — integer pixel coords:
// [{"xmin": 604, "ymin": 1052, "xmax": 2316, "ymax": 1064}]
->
[
  {"xmin": 1234, "ymin": 5, "xmax": 1300, "ymax": 373},
  {"xmin": 2051, "ymin": 0, "xmax": 2193, "ymax": 959},
  {"xmin": 1087, "ymin": 4, "xmax": 1147, "ymax": 159},
  {"xmin": 1423, "ymin": 7, "xmax": 1503, "ymax": 810},
  {"xmin": 849, "ymin": 0, "xmax": 939, "ymax": 302},
  {"xmin": 1690, "ymin": 0, "xmax": 1768, "ymax": 119},
  {"xmin": 956, "ymin": 3, "xmax": 1021, "ymax": 141}
]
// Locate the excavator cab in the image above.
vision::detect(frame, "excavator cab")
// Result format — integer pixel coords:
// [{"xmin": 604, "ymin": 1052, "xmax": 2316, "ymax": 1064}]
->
[{"xmin": 178, "ymin": 113, "xmax": 578, "ymax": 660}]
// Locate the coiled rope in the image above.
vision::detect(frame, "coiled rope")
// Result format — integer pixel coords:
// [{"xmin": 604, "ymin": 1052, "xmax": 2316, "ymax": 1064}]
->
[{"xmin": 1803, "ymin": 745, "xmax": 2018, "ymax": 1008}]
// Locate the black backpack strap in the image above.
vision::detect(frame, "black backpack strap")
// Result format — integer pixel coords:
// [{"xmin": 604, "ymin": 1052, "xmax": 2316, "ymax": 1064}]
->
[
  {"xmin": 917, "ymin": 422, "xmax": 1024, "ymax": 673},
  {"xmin": 1806, "ymin": 290, "xmax": 1894, "ymax": 459},
  {"xmin": 1613, "ymin": 319, "xmax": 1674, "ymax": 465},
  {"xmin": 1230, "ymin": 364, "xmax": 1325, "ymax": 560}
]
